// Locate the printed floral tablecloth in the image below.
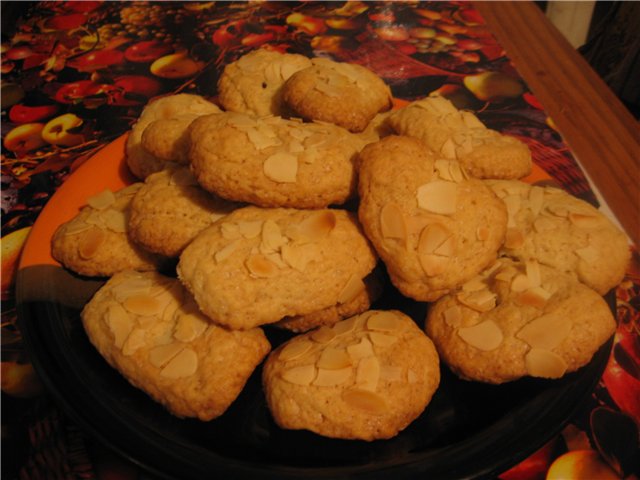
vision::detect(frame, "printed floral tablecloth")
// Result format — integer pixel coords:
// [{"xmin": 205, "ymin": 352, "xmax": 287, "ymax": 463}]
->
[{"xmin": 1, "ymin": 2, "xmax": 638, "ymax": 479}]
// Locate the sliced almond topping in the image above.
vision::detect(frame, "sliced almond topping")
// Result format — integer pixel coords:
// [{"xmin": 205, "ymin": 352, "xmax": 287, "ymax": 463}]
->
[
  {"xmin": 246, "ymin": 254, "xmax": 279, "ymax": 278},
  {"xmin": 416, "ymin": 180, "xmax": 457, "ymax": 215},
  {"xmin": 457, "ymin": 320, "xmax": 503, "ymax": 351},
  {"xmin": 281, "ymin": 244, "xmax": 315, "ymax": 272},
  {"xmin": 379, "ymin": 365, "xmax": 403, "ymax": 382},
  {"xmin": 78, "ymin": 227, "xmax": 105, "ymax": 259},
  {"xmin": 569, "ymin": 212, "xmax": 601, "ymax": 229},
  {"xmin": 87, "ymin": 189, "xmax": 116, "ymax": 210},
  {"xmin": 282, "ymin": 364, "xmax": 317, "ymax": 386},
  {"xmin": 290, "ymin": 211, "xmax": 336, "ymax": 243},
  {"xmin": 528, "ymin": 186, "xmax": 544, "ymax": 215},
  {"xmin": 533, "ymin": 217, "xmax": 555, "ymax": 233},
  {"xmin": 246, "ymin": 125, "xmax": 281, "ymax": 150},
  {"xmin": 476, "ymin": 226, "xmax": 490, "ymax": 241},
  {"xmin": 311, "ymin": 326, "xmax": 336, "ymax": 344},
  {"xmin": 510, "ymin": 273, "xmax": 531, "ymax": 292},
  {"xmin": 462, "ymin": 277, "xmax": 486, "ymax": 292},
  {"xmin": 515, "ymin": 287, "xmax": 552, "ymax": 309},
  {"xmin": 525, "ymin": 348, "xmax": 567, "ymax": 379},
  {"xmin": 457, "ymin": 289, "xmax": 496, "ymax": 312},
  {"xmin": 419, "ymin": 254, "xmax": 449, "ymax": 277},
  {"xmin": 347, "ymin": 337, "xmax": 374, "ymax": 361},
  {"xmin": 503, "ymin": 194, "xmax": 521, "ymax": 227},
  {"xmin": 342, "ymin": 389, "xmax": 388, "ymax": 414},
  {"xmin": 106, "ymin": 303, "xmax": 133, "ymax": 349},
  {"xmin": 317, "ymin": 347, "xmax": 352, "ymax": 370},
  {"xmin": 495, "ymin": 266, "xmax": 518, "ymax": 283},
  {"xmin": 63, "ymin": 221, "xmax": 92, "ymax": 236},
  {"xmin": 160, "ymin": 347, "xmax": 198, "ymax": 379},
  {"xmin": 332, "ymin": 316, "xmax": 359, "ymax": 336},
  {"xmin": 173, "ymin": 311, "xmax": 208, "ymax": 343},
  {"xmin": 122, "ymin": 328, "xmax": 146, "ymax": 356},
  {"xmin": 102, "ymin": 209, "xmax": 127, "ymax": 233},
  {"xmin": 279, "ymin": 340, "xmax": 313, "ymax": 362},
  {"xmin": 367, "ymin": 311, "xmax": 402, "ymax": 332},
  {"xmin": 547, "ymin": 204, "xmax": 569, "ymax": 217},
  {"xmin": 517, "ymin": 313, "xmax": 571, "ymax": 350},
  {"xmin": 261, "ymin": 219, "xmax": 287, "ymax": 252},
  {"xmin": 220, "ymin": 222, "xmax": 241, "ymax": 240},
  {"xmin": 440, "ymin": 138, "xmax": 457, "ymax": 159},
  {"xmin": 368, "ymin": 331, "xmax": 398, "ymax": 348},
  {"xmin": 237, "ymin": 220, "xmax": 263, "ymax": 239},
  {"xmin": 461, "ymin": 111, "xmax": 485, "ymax": 129},
  {"xmin": 525, "ymin": 259, "xmax": 542, "ymax": 288},
  {"xmin": 122, "ymin": 294, "xmax": 163, "ymax": 316},
  {"xmin": 313, "ymin": 366, "xmax": 352, "ymax": 387},
  {"xmin": 504, "ymin": 228, "xmax": 525, "ymax": 249},
  {"xmin": 380, "ymin": 203, "xmax": 407, "ymax": 241},
  {"xmin": 214, "ymin": 240, "xmax": 240, "ymax": 263},
  {"xmin": 263, "ymin": 151, "xmax": 298, "ymax": 183},
  {"xmin": 418, "ymin": 223, "xmax": 453, "ymax": 255},
  {"xmin": 338, "ymin": 275, "xmax": 365, "ymax": 304},
  {"xmin": 443, "ymin": 305, "xmax": 464, "ymax": 328},
  {"xmin": 575, "ymin": 244, "xmax": 599, "ymax": 263},
  {"xmin": 149, "ymin": 342, "xmax": 184, "ymax": 368},
  {"xmin": 355, "ymin": 356, "xmax": 380, "ymax": 391},
  {"xmin": 314, "ymin": 80, "xmax": 342, "ymax": 98}
]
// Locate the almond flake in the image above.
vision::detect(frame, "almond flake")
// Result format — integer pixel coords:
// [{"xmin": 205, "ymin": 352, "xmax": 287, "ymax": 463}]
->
[
  {"xmin": 313, "ymin": 366, "xmax": 352, "ymax": 387},
  {"xmin": 440, "ymin": 138, "xmax": 457, "ymax": 158},
  {"xmin": 102, "ymin": 209, "xmax": 127, "ymax": 233},
  {"xmin": 547, "ymin": 204, "xmax": 569, "ymax": 217},
  {"xmin": 281, "ymin": 244, "xmax": 316, "ymax": 272},
  {"xmin": 220, "ymin": 223, "xmax": 241, "ymax": 240},
  {"xmin": 282, "ymin": 364, "xmax": 316, "ymax": 385},
  {"xmin": 510, "ymin": 273, "xmax": 531, "ymax": 292},
  {"xmin": 289, "ymin": 211, "xmax": 336, "ymax": 243},
  {"xmin": 528, "ymin": 186, "xmax": 544, "ymax": 215},
  {"xmin": 106, "ymin": 303, "xmax": 133, "ymax": 349},
  {"xmin": 149, "ymin": 342, "xmax": 184, "ymax": 368},
  {"xmin": 87, "ymin": 189, "xmax": 116, "ymax": 210},
  {"xmin": 279, "ymin": 340, "xmax": 313, "ymax": 362},
  {"xmin": 122, "ymin": 294, "xmax": 163, "ymax": 316},
  {"xmin": 173, "ymin": 312, "xmax": 208, "ymax": 342},
  {"xmin": 569, "ymin": 212, "xmax": 601, "ymax": 229},
  {"xmin": 457, "ymin": 320, "xmax": 503, "ymax": 351},
  {"xmin": 311, "ymin": 326, "xmax": 336, "ymax": 344},
  {"xmin": 461, "ymin": 111, "xmax": 485, "ymax": 129},
  {"xmin": 457, "ymin": 289, "xmax": 496, "ymax": 312},
  {"xmin": 367, "ymin": 311, "xmax": 401, "ymax": 332},
  {"xmin": 525, "ymin": 259, "xmax": 542, "ymax": 288},
  {"xmin": 517, "ymin": 313, "xmax": 571, "ymax": 350},
  {"xmin": 420, "ymin": 254, "xmax": 449, "ymax": 276},
  {"xmin": 575, "ymin": 244, "xmax": 599, "ymax": 263},
  {"xmin": 122, "ymin": 328, "xmax": 146, "ymax": 356},
  {"xmin": 533, "ymin": 217, "xmax": 555, "ymax": 233},
  {"xmin": 63, "ymin": 221, "xmax": 92, "ymax": 236},
  {"xmin": 380, "ymin": 203, "xmax": 408, "ymax": 241},
  {"xmin": 246, "ymin": 126, "xmax": 281, "ymax": 150},
  {"xmin": 317, "ymin": 347, "xmax": 352, "ymax": 370},
  {"xmin": 237, "ymin": 220, "xmax": 263, "ymax": 239},
  {"xmin": 332, "ymin": 316, "xmax": 359, "ymax": 336},
  {"xmin": 214, "ymin": 240, "xmax": 240, "ymax": 263},
  {"xmin": 503, "ymin": 194, "xmax": 522, "ymax": 227},
  {"xmin": 368, "ymin": 331, "xmax": 398, "ymax": 348},
  {"xmin": 495, "ymin": 267, "xmax": 518, "ymax": 283},
  {"xmin": 288, "ymin": 139, "xmax": 304, "ymax": 153},
  {"xmin": 342, "ymin": 389, "xmax": 388, "ymax": 414},
  {"xmin": 78, "ymin": 227, "xmax": 105, "ymax": 259},
  {"xmin": 476, "ymin": 226, "xmax": 490, "ymax": 241},
  {"xmin": 504, "ymin": 228, "xmax": 525, "ymax": 249},
  {"xmin": 261, "ymin": 219, "xmax": 287, "ymax": 253},
  {"xmin": 462, "ymin": 277, "xmax": 487, "ymax": 292},
  {"xmin": 160, "ymin": 348, "xmax": 198, "ymax": 379},
  {"xmin": 347, "ymin": 338, "xmax": 374, "ymax": 361},
  {"xmin": 246, "ymin": 254, "xmax": 279, "ymax": 278},
  {"xmin": 314, "ymin": 81, "xmax": 342, "ymax": 98},
  {"xmin": 418, "ymin": 223, "xmax": 453, "ymax": 255},
  {"xmin": 525, "ymin": 348, "xmax": 567, "ymax": 378},
  {"xmin": 443, "ymin": 305, "xmax": 464, "ymax": 328},
  {"xmin": 379, "ymin": 365, "xmax": 403, "ymax": 382},
  {"xmin": 338, "ymin": 275, "xmax": 365, "ymax": 304},
  {"xmin": 263, "ymin": 151, "xmax": 298, "ymax": 183},
  {"xmin": 515, "ymin": 287, "xmax": 552, "ymax": 309},
  {"xmin": 355, "ymin": 356, "xmax": 380, "ymax": 391},
  {"xmin": 416, "ymin": 181, "xmax": 457, "ymax": 215}
]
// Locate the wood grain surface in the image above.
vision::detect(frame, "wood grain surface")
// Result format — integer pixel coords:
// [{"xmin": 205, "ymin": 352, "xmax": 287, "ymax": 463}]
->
[{"xmin": 476, "ymin": 1, "xmax": 640, "ymax": 247}]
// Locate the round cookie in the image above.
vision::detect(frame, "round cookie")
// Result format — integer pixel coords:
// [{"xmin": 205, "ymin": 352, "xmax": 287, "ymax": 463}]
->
[
  {"xmin": 425, "ymin": 258, "xmax": 616, "ymax": 384},
  {"xmin": 51, "ymin": 184, "xmax": 164, "ymax": 277},
  {"xmin": 217, "ymin": 48, "xmax": 313, "ymax": 117},
  {"xmin": 128, "ymin": 166, "xmax": 239, "ymax": 258},
  {"xmin": 358, "ymin": 135, "xmax": 507, "ymax": 302},
  {"xmin": 262, "ymin": 310, "xmax": 440, "ymax": 441},
  {"xmin": 282, "ymin": 57, "xmax": 392, "ymax": 133},
  {"xmin": 388, "ymin": 96, "xmax": 532, "ymax": 179},
  {"xmin": 177, "ymin": 207, "xmax": 378, "ymax": 330},
  {"xmin": 140, "ymin": 113, "xmax": 205, "ymax": 163},
  {"xmin": 126, "ymin": 94, "xmax": 221, "ymax": 179},
  {"xmin": 82, "ymin": 270, "xmax": 271, "ymax": 420},
  {"xmin": 487, "ymin": 179, "xmax": 630, "ymax": 295},
  {"xmin": 188, "ymin": 112, "xmax": 365, "ymax": 208}
]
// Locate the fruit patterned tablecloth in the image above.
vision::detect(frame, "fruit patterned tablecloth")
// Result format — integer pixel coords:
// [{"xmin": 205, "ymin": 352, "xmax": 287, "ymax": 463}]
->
[{"xmin": 1, "ymin": 2, "xmax": 638, "ymax": 479}]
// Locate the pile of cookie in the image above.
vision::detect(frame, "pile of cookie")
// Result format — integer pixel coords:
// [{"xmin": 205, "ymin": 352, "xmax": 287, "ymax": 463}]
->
[{"xmin": 51, "ymin": 48, "xmax": 629, "ymax": 441}]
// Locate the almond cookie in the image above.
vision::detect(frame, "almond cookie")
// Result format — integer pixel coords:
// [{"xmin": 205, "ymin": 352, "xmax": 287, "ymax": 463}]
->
[
  {"xmin": 358, "ymin": 135, "xmax": 507, "ymax": 302},
  {"xmin": 51, "ymin": 184, "xmax": 164, "ymax": 277},
  {"xmin": 282, "ymin": 57, "xmax": 392, "ymax": 132},
  {"xmin": 177, "ymin": 207, "xmax": 378, "ymax": 330},
  {"xmin": 387, "ymin": 96, "xmax": 531, "ymax": 179},
  {"xmin": 425, "ymin": 258, "xmax": 616, "ymax": 384},
  {"xmin": 126, "ymin": 94, "xmax": 221, "ymax": 179},
  {"xmin": 188, "ymin": 112, "xmax": 365, "ymax": 208},
  {"xmin": 217, "ymin": 48, "xmax": 312, "ymax": 117},
  {"xmin": 487, "ymin": 180, "xmax": 630, "ymax": 295},
  {"xmin": 262, "ymin": 310, "xmax": 440, "ymax": 441},
  {"xmin": 82, "ymin": 270, "xmax": 270, "ymax": 420},
  {"xmin": 140, "ymin": 113, "xmax": 210, "ymax": 164},
  {"xmin": 128, "ymin": 166, "xmax": 239, "ymax": 258}
]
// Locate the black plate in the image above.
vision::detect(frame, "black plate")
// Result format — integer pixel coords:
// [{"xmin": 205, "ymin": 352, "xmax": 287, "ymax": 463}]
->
[{"xmin": 17, "ymin": 263, "xmax": 614, "ymax": 480}]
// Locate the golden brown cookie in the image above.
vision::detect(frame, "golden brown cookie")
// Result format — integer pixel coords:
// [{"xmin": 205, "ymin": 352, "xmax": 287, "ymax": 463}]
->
[
  {"xmin": 358, "ymin": 135, "xmax": 507, "ymax": 302},
  {"xmin": 177, "ymin": 207, "xmax": 378, "ymax": 330},
  {"xmin": 128, "ymin": 166, "xmax": 238, "ymax": 257},
  {"xmin": 282, "ymin": 57, "xmax": 392, "ymax": 132},
  {"xmin": 425, "ymin": 258, "xmax": 616, "ymax": 384},
  {"xmin": 388, "ymin": 96, "xmax": 532, "ymax": 179},
  {"xmin": 262, "ymin": 310, "xmax": 440, "ymax": 441},
  {"xmin": 188, "ymin": 112, "xmax": 365, "ymax": 208},
  {"xmin": 51, "ymin": 184, "xmax": 164, "ymax": 277},
  {"xmin": 487, "ymin": 180, "xmax": 630, "ymax": 295},
  {"xmin": 217, "ymin": 48, "xmax": 313, "ymax": 117},
  {"xmin": 82, "ymin": 270, "xmax": 271, "ymax": 420}
]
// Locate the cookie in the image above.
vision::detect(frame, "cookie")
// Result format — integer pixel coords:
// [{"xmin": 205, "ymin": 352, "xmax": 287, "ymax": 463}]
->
[
  {"xmin": 282, "ymin": 57, "xmax": 392, "ymax": 132},
  {"xmin": 126, "ymin": 94, "xmax": 221, "ymax": 179},
  {"xmin": 140, "ymin": 113, "xmax": 206, "ymax": 164},
  {"xmin": 188, "ymin": 112, "xmax": 365, "ymax": 208},
  {"xmin": 425, "ymin": 258, "xmax": 616, "ymax": 384},
  {"xmin": 358, "ymin": 135, "xmax": 507, "ymax": 302},
  {"xmin": 262, "ymin": 310, "xmax": 440, "ymax": 441},
  {"xmin": 177, "ymin": 207, "xmax": 378, "ymax": 330},
  {"xmin": 217, "ymin": 48, "xmax": 312, "ymax": 117},
  {"xmin": 387, "ymin": 96, "xmax": 531, "ymax": 179},
  {"xmin": 487, "ymin": 180, "xmax": 630, "ymax": 295},
  {"xmin": 82, "ymin": 270, "xmax": 270, "ymax": 420},
  {"xmin": 51, "ymin": 184, "xmax": 163, "ymax": 277},
  {"xmin": 128, "ymin": 166, "xmax": 238, "ymax": 258}
]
